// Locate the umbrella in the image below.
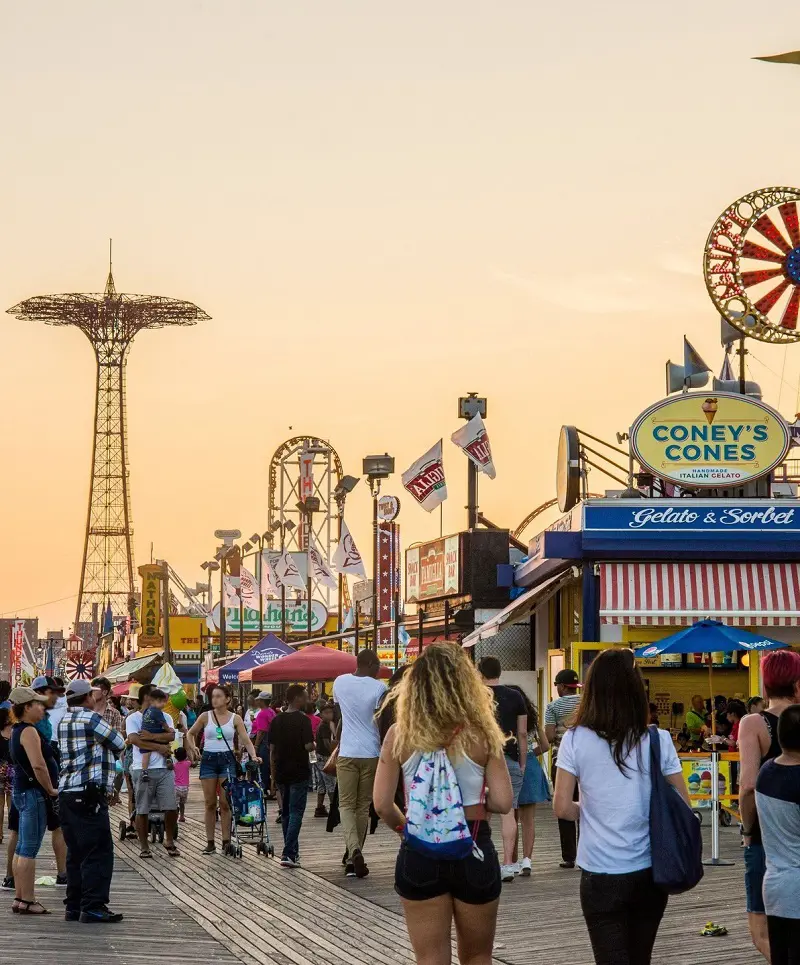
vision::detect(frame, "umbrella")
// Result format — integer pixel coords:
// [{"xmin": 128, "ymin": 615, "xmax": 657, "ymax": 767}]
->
[
  {"xmin": 219, "ymin": 633, "xmax": 293, "ymax": 683},
  {"xmin": 635, "ymin": 620, "xmax": 786, "ymax": 735},
  {"xmin": 240, "ymin": 644, "xmax": 392, "ymax": 683}
]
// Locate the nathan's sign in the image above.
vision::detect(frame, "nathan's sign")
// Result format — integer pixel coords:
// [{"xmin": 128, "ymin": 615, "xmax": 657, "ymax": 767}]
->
[
  {"xmin": 631, "ymin": 392, "xmax": 790, "ymax": 488},
  {"xmin": 406, "ymin": 535, "xmax": 460, "ymax": 604}
]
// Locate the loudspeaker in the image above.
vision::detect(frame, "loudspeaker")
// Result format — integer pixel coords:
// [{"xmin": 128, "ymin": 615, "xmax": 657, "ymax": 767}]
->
[
  {"xmin": 666, "ymin": 361, "xmax": 709, "ymax": 394},
  {"xmin": 712, "ymin": 377, "xmax": 762, "ymax": 398}
]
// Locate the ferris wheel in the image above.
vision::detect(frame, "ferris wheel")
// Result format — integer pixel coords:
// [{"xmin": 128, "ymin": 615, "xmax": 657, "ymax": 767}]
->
[
  {"xmin": 704, "ymin": 186, "xmax": 800, "ymax": 344},
  {"xmin": 266, "ymin": 436, "xmax": 350, "ymax": 613}
]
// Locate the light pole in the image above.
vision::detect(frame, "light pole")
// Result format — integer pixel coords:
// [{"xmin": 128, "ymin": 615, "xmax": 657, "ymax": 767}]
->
[
  {"xmin": 243, "ymin": 531, "xmax": 271, "ymax": 636},
  {"xmin": 297, "ymin": 496, "xmax": 321, "ymax": 640},
  {"xmin": 458, "ymin": 394, "xmax": 487, "ymax": 530},
  {"xmin": 363, "ymin": 454, "xmax": 395, "ymax": 653},
  {"xmin": 270, "ymin": 519, "xmax": 296, "ymax": 640},
  {"xmin": 333, "ymin": 475, "xmax": 360, "ymax": 639},
  {"xmin": 200, "ymin": 560, "xmax": 221, "ymax": 659}
]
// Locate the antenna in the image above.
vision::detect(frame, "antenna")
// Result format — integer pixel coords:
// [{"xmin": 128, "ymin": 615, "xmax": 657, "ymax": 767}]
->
[{"xmin": 109, "ymin": 238, "xmax": 112, "ymax": 274}]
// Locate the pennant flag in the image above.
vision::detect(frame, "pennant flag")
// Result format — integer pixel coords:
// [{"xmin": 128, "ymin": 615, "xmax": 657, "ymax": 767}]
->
[
  {"xmin": 342, "ymin": 607, "xmax": 355, "ymax": 631},
  {"xmin": 753, "ymin": 51, "xmax": 800, "ymax": 65},
  {"xmin": 684, "ymin": 337, "xmax": 711, "ymax": 379},
  {"xmin": 398, "ymin": 625, "xmax": 411, "ymax": 648},
  {"xmin": 240, "ymin": 566, "xmax": 260, "ymax": 609},
  {"xmin": 451, "ymin": 413, "xmax": 496, "ymax": 479},
  {"xmin": 260, "ymin": 550, "xmax": 280, "ymax": 598},
  {"xmin": 333, "ymin": 519, "xmax": 367, "ymax": 577},
  {"xmin": 275, "ymin": 548, "xmax": 306, "ymax": 590},
  {"xmin": 102, "ymin": 601, "xmax": 114, "ymax": 635},
  {"xmin": 222, "ymin": 574, "xmax": 241, "ymax": 606},
  {"xmin": 309, "ymin": 533, "xmax": 338, "ymax": 589},
  {"xmin": 719, "ymin": 352, "xmax": 735, "ymax": 382},
  {"xmin": 402, "ymin": 440, "xmax": 447, "ymax": 512}
]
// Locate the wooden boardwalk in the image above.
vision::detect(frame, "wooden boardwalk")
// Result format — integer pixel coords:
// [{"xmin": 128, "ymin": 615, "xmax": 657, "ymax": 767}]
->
[{"xmin": 2, "ymin": 775, "xmax": 763, "ymax": 965}]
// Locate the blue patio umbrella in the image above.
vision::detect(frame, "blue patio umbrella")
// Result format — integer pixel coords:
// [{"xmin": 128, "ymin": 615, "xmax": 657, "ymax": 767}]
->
[{"xmin": 634, "ymin": 620, "xmax": 786, "ymax": 735}]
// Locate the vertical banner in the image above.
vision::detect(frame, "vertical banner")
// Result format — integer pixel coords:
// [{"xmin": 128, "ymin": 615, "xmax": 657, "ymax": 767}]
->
[
  {"xmin": 138, "ymin": 564, "xmax": 164, "ymax": 648},
  {"xmin": 11, "ymin": 620, "xmax": 24, "ymax": 684},
  {"xmin": 376, "ymin": 521, "xmax": 400, "ymax": 651}
]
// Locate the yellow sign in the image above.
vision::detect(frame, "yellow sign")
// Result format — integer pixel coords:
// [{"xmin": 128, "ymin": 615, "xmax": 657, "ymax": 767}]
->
[
  {"xmin": 631, "ymin": 391, "xmax": 790, "ymax": 488},
  {"xmin": 138, "ymin": 564, "xmax": 163, "ymax": 647},
  {"xmin": 168, "ymin": 615, "xmax": 204, "ymax": 654}
]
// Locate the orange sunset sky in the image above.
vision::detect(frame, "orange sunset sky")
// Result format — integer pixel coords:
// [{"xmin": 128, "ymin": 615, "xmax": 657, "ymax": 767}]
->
[{"xmin": 2, "ymin": 2, "xmax": 800, "ymax": 632}]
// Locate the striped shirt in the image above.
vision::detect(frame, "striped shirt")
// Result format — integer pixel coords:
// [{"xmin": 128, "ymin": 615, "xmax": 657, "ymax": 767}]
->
[
  {"xmin": 57, "ymin": 708, "xmax": 126, "ymax": 793},
  {"xmin": 545, "ymin": 694, "xmax": 582, "ymax": 757}
]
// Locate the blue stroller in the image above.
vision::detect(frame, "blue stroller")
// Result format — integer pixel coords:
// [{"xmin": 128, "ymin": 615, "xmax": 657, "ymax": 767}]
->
[{"xmin": 222, "ymin": 761, "xmax": 274, "ymax": 859}]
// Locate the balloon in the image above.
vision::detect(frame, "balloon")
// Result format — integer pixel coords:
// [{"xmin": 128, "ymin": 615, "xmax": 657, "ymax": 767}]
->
[{"xmin": 170, "ymin": 688, "xmax": 188, "ymax": 711}]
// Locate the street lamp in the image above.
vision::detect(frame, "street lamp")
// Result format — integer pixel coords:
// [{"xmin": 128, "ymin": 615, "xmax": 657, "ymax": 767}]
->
[
  {"xmin": 270, "ymin": 518, "xmax": 296, "ymax": 639},
  {"xmin": 362, "ymin": 454, "xmax": 395, "ymax": 652},
  {"xmin": 297, "ymin": 496, "xmax": 321, "ymax": 640},
  {"xmin": 333, "ymin": 475, "xmax": 360, "ymax": 636}
]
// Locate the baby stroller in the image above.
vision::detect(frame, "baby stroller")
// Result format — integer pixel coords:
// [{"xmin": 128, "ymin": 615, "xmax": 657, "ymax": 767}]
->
[{"xmin": 222, "ymin": 761, "xmax": 273, "ymax": 859}]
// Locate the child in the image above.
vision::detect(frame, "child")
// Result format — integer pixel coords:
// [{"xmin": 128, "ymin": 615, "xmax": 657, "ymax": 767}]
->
[
  {"xmin": 140, "ymin": 689, "xmax": 172, "ymax": 782},
  {"xmin": 173, "ymin": 746, "xmax": 191, "ymax": 823}
]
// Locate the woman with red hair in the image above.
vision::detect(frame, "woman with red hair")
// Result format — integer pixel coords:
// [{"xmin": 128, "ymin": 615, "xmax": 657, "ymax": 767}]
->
[{"xmin": 738, "ymin": 649, "xmax": 800, "ymax": 962}]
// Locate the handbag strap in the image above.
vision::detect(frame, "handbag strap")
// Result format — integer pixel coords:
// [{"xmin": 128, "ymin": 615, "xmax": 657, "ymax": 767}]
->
[
  {"xmin": 211, "ymin": 711, "xmax": 237, "ymax": 758},
  {"xmin": 648, "ymin": 724, "xmax": 662, "ymax": 784}
]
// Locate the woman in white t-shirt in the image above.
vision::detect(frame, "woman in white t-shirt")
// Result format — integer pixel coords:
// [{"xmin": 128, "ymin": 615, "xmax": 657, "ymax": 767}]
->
[{"xmin": 553, "ymin": 648, "xmax": 690, "ymax": 965}]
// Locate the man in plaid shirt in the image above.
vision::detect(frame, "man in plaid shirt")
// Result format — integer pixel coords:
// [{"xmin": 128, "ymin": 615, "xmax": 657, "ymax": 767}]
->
[{"xmin": 57, "ymin": 678, "xmax": 126, "ymax": 924}]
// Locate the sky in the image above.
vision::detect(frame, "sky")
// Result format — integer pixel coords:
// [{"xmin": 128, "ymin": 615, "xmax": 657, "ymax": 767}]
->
[{"xmin": 2, "ymin": 2, "xmax": 800, "ymax": 632}]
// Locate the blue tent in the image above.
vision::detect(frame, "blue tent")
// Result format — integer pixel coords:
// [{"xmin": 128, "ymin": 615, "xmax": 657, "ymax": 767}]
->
[
  {"xmin": 220, "ymin": 633, "xmax": 294, "ymax": 683},
  {"xmin": 633, "ymin": 620, "xmax": 786, "ymax": 659}
]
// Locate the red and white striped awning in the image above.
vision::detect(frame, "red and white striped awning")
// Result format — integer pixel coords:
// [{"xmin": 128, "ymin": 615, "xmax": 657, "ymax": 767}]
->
[{"xmin": 600, "ymin": 562, "xmax": 800, "ymax": 627}]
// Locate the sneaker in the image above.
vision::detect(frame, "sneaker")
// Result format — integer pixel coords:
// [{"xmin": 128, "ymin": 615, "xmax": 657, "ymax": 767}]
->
[
  {"xmin": 65, "ymin": 909, "xmax": 80, "ymax": 922},
  {"xmin": 275, "ymin": 812, "xmax": 283, "ymax": 824},
  {"xmin": 80, "ymin": 907, "xmax": 124, "ymax": 923},
  {"xmin": 352, "ymin": 848, "xmax": 369, "ymax": 879},
  {"xmin": 512, "ymin": 862, "xmax": 522, "ymax": 876},
  {"xmin": 345, "ymin": 863, "xmax": 356, "ymax": 878},
  {"xmin": 314, "ymin": 806, "xmax": 329, "ymax": 818},
  {"xmin": 1, "ymin": 876, "xmax": 14, "ymax": 890},
  {"xmin": 559, "ymin": 860, "xmax": 575, "ymax": 869},
  {"xmin": 202, "ymin": 842, "xmax": 217, "ymax": 855},
  {"xmin": 279, "ymin": 856, "xmax": 300, "ymax": 869},
  {"xmin": 56, "ymin": 873, "xmax": 68, "ymax": 887},
  {"xmin": 501, "ymin": 865, "xmax": 516, "ymax": 882},
  {"xmin": 520, "ymin": 858, "xmax": 532, "ymax": 877}
]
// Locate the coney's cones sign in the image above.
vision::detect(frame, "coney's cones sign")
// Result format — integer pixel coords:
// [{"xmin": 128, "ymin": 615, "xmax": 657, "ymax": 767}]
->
[
  {"xmin": 402, "ymin": 440, "xmax": 447, "ymax": 512},
  {"xmin": 451, "ymin": 413, "xmax": 496, "ymax": 479}
]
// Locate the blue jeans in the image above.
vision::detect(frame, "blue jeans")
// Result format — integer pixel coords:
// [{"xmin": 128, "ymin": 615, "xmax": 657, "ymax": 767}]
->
[
  {"xmin": 278, "ymin": 782, "xmax": 308, "ymax": 861},
  {"xmin": 12, "ymin": 788, "xmax": 47, "ymax": 859}
]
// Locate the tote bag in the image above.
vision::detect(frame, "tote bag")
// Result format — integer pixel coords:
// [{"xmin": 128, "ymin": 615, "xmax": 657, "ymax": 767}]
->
[{"xmin": 648, "ymin": 725, "xmax": 704, "ymax": 894}]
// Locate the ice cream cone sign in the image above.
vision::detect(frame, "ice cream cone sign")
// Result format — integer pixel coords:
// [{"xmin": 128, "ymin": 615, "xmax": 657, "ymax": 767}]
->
[{"xmin": 702, "ymin": 398, "xmax": 718, "ymax": 425}]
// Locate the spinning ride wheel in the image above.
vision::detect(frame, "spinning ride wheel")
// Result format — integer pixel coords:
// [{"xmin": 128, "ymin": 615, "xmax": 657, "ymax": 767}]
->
[{"xmin": 704, "ymin": 186, "xmax": 800, "ymax": 344}]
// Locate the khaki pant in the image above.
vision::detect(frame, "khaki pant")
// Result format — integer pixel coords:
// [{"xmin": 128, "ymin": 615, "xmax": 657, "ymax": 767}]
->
[{"xmin": 337, "ymin": 756, "xmax": 378, "ymax": 858}]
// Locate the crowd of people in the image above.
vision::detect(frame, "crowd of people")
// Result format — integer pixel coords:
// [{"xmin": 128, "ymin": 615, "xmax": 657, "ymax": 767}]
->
[{"xmin": 2, "ymin": 645, "xmax": 800, "ymax": 965}]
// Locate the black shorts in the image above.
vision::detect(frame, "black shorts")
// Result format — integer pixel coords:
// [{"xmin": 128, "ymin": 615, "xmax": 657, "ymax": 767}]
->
[
  {"xmin": 8, "ymin": 799, "xmax": 60, "ymax": 833},
  {"xmin": 395, "ymin": 821, "xmax": 501, "ymax": 905}
]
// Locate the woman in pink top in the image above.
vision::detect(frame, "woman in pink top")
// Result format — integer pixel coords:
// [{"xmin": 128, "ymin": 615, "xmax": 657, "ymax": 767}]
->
[{"xmin": 252, "ymin": 695, "xmax": 277, "ymax": 796}]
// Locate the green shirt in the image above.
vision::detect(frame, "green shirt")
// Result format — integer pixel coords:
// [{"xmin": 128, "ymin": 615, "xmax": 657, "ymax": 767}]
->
[{"xmin": 686, "ymin": 709, "xmax": 706, "ymax": 739}]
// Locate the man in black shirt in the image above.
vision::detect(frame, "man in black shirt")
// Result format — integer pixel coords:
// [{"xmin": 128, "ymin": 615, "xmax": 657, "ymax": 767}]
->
[
  {"xmin": 478, "ymin": 656, "xmax": 527, "ymax": 883},
  {"xmin": 269, "ymin": 685, "xmax": 314, "ymax": 868}
]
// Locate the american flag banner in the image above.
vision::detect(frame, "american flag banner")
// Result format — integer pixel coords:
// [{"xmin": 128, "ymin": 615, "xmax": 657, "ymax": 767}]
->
[{"xmin": 376, "ymin": 521, "xmax": 400, "ymax": 649}]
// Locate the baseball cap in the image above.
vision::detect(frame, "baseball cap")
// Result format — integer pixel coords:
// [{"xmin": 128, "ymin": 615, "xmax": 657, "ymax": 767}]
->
[
  {"xmin": 8, "ymin": 686, "xmax": 50, "ymax": 705},
  {"xmin": 65, "ymin": 679, "xmax": 100, "ymax": 698},
  {"xmin": 31, "ymin": 675, "xmax": 60, "ymax": 693},
  {"xmin": 554, "ymin": 669, "xmax": 581, "ymax": 689}
]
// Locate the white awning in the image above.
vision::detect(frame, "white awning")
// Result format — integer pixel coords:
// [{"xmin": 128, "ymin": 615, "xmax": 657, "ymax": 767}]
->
[{"xmin": 462, "ymin": 571, "xmax": 570, "ymax": 648}]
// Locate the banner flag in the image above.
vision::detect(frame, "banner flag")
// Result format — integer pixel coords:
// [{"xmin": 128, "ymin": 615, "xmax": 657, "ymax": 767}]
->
[
  {"xmin": 240, "ymin": 566, "xmax": 260, "ymax": 608},
  {"xmin": 333, "ymin": 519, "xmax": 367, "ymax": 577},
  {"xmin": 719, "ymin": 353, "xmax": 735, "ymax": 382},
  {"xmin": 309, "ymin": 533, "xmax": 338, "ymax": 589},
  {"xmin": 450, "ymin": 413, "xmax": 496, "ymax": 479},
  {"xmin": 684, "ymin": 337, "xmax": 711, "ymax": 378},
  {"xmin": 402, "ymin": 440, "xmax": 447, "ymax": 512},
  {"xmin": 275, "ymin": 548, "xmax": 306, "ymax": 590},
  {"xmin": 260, "ymin": 550, "xmax": 281, "ymax": 597},
  {"xmin": 222, "ymin": 575, "xmax": 241, "ymax": 606}
]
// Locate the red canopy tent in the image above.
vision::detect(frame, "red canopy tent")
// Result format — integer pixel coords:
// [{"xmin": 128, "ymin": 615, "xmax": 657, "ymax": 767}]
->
[{"xmin": 240, "ymin": 644, "xmax": 391, "ymax": 683}]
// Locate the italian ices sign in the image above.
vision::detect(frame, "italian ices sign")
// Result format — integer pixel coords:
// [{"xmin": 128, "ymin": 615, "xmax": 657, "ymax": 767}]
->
[
  {"xmin": 402, "ymin": 440, "xmax": 447, "ymax": 512},
  {"xmin": 451, "ymin": 413, "xmax": 496, "ymax": 479}
]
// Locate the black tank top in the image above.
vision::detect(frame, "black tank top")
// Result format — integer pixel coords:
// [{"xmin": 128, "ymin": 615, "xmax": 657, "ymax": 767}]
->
[
  {"xmin": 750, "ymin": 711, "xmax": 781, "ymax": 845},
  {"xmin": 9, "ymin": 723, "xmax": 46, "ymax": 793}
]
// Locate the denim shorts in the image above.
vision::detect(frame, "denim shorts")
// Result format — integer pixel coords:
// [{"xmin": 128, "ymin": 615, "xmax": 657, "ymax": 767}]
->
[
  {"xmin": 395, "ymin": 822, "xmax": 501, "ymax": 905},
  {"xmin": 505, "ymin": 755, "xmax": 524, "ymax": 809},
  {"xmin": 12, "ymin": 788, "xmax": 47, "ymax": 859},
  {"xmin": 744, "ymin": 843, "xmax": 767, "ymax": 914},
  {"xmin": 199, "ymin": 750, "xmax": 237, "ymax": 782}
]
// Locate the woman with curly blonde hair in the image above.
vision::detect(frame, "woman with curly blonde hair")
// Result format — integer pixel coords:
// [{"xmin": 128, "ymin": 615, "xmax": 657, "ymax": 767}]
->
[{"xmin": 373, "ymin": 643, "xmax": 513, "ymax": 965}]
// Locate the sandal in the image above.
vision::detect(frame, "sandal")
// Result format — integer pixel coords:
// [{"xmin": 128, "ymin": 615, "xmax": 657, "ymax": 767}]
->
[
  {"xmin": 165, "ymin": 845, "xmax": 180, "ymax": 857},
  {"xmin": 140, "ymin": 848, "xmax": 153, "ymax": 859},
  {"xmin": 16, "ymin": 900, "xmax": 50, "ymax": 915}
]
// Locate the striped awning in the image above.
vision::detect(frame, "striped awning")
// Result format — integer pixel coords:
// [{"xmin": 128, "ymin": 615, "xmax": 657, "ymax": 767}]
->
[{"xmin": 600, "ymin": 562, "xmax": 800, "ymax": 627}]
